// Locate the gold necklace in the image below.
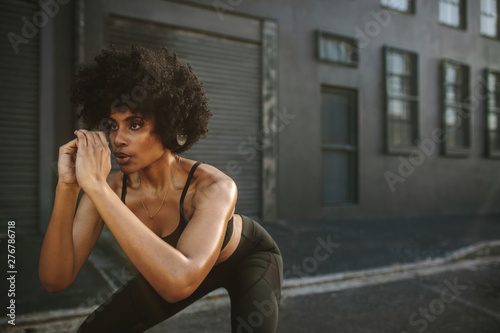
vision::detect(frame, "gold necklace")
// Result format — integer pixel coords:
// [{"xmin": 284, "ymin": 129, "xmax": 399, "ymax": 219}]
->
[{"xmin": 139, "ymin": 156, "xmax": 181, "ymax": 219}]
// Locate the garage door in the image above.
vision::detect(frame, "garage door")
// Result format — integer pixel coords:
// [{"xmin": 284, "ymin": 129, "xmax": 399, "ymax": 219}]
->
[
  {"xmin": 0, "ymin": 0, "xmax": 40, "ymax": 229},
  {"xmin": 106, "ymin": 16, "xmax": 261, "ymax": 217}
]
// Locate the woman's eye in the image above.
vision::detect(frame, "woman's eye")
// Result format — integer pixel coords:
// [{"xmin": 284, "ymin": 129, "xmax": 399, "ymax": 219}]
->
[
  {"xmin": 109, "ymin": 123, "xmax": 118, "ymax": 131},
  {"xmin": 131, "ymin": 122, "xmax": 142, "ymax": 130}
]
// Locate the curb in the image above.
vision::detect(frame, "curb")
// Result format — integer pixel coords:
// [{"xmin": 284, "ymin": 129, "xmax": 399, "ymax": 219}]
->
[
  {"xmin": 283, "ymin": 239, "xmax": 500, "ymax": 291},
  {"xmin": 2, "ymin": 240, "xmax": 500, "ymax": 330}
]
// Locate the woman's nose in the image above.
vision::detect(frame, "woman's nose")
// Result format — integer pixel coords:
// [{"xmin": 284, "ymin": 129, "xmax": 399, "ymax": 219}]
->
[{"xmin": 113, "ymin": 128, "xmax": 128, "ymax": 146}]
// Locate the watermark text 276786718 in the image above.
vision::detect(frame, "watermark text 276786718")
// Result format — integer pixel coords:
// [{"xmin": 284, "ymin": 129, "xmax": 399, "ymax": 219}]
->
[{"xmin": 6, "ymin": 220, "xmax": 17, "ymax": 326}]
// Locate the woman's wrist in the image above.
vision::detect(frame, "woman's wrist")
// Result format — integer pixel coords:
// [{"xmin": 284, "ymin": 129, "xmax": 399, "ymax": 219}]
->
[
  {"xmin": 80, "ymin": 179, "xmax": 111, "ymax": 199},
  {"xmin": 56, "ymin": 180, "xmax": 81, "ymax": 192}
]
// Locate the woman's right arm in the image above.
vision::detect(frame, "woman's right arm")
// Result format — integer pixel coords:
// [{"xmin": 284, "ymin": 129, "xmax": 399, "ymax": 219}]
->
[{"xmin": 38, "ymin": 138, "xmax": 106, "ymax": 293}]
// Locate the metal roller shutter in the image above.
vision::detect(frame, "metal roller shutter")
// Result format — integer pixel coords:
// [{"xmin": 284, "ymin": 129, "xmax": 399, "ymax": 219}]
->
[
  {"xmin": 106, "ymin": 16, "xmax": 261, "ymax": 217},
  {"xmin": 0, "ymin": 0, "xmax": 40, "ymax": 228}
]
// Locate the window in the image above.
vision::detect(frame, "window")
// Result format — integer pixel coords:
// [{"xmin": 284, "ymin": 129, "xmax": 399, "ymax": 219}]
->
[
  {"xmin": 321, "ymin": 87, "xmax": 358, "ymax": 204},
  {"xmin": 384, "ymin": 47, "xmax": 419, "ymax": 152},
  {"xmin": 486, "ymin": 70, "xmax": 500, "ymax": 157},
  {"xmin": 316, "ymin": 31, "xmax": 358, "ymax": 67},
  {"xmin": 441, "ymin": 60, "xmax": 471, "ymax": 156},
  {"xmin": 381, "ymin": 0, "xmax": 414, "ymax": 14},
  {"xmin": 481, "ymin": 0, "xmax": 499, "ymax": 38},
  {"xmin": 439, "ymin": 0, "xmax": 466, "ymax": 29}
]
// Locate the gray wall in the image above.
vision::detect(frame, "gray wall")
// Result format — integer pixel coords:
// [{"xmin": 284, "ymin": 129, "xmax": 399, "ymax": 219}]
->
[{"xmin": 187, "ymin": 0, "xmax": 500, "ymax": 220}]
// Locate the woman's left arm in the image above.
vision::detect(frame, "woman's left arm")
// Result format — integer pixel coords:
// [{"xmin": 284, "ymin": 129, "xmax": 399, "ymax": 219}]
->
[{"xmin": 75, "ymin": 130, "xmax": 237, "ymax": 303}]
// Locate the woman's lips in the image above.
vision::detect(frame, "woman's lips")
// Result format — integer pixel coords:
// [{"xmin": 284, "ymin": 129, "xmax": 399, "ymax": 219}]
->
[{"xmin": 114, "ymin": 152, "xmax": 131, "ymax": 164}]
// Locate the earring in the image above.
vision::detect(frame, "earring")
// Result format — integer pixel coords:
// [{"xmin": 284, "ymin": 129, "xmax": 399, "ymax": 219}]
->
[{"xmin": 177, "ymin": 133, "xmax": 187, "ymax": 146}]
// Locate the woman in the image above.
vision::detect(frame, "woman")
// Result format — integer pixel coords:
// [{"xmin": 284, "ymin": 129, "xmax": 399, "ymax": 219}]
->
[{"xmin": 38, "ymin": 45, "xmax": 283, "ymax": 332}]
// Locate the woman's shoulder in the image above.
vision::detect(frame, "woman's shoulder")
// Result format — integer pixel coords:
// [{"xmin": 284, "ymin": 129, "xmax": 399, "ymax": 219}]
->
[
  {"xmin": 190, "ymin": 161, "xmax": 237, "ymax": 199},
  {"xmin": 191, "ymin": 161, "xmax": 234, "ymax": 185}
]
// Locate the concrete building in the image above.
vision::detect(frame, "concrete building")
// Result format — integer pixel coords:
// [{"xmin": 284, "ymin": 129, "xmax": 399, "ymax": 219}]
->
[{"xmin": 2, "ymin": 0, "xmax": 500, "ymax": 234}]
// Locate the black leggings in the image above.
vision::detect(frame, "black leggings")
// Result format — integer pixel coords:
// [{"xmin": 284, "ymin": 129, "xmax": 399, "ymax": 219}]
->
[{"xmin": 77, "ymin": 215, "xmax": 283, "ymax": 333}]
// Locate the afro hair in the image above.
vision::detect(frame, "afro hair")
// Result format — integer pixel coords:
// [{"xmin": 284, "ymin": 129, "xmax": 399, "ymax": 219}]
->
[{"xmin": 71, "ymin": 44, "xmax": 212, "ymax": 154}]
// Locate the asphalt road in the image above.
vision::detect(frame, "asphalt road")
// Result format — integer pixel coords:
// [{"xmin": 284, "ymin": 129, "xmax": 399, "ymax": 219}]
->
[
  {"xmin": 3, "ymin": 257, "xmax": 500, "ymax": 333},
  {"xmin": 277, "ymin": 261, "xmax": 500, "ymax": 333}
]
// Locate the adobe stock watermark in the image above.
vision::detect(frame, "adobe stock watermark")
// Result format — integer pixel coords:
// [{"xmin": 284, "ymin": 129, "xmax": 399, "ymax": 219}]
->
[
  {"xmin": 401, "ymin": 277, "xmax": 468, "ymax": 333},
  {"xmin": 110, "ymin": 67, "xmax": 161, "ymax": 112},
  {"xmin": 354, "ymin": 8, "xmax": 394, "ymax": 50},
  {"xmin": 384, "ymin": 129, "xmax": 446, "ymax": 192},
  {"xmin": 235, "ymin": 234, "xmax": 340, "ymax": 332},
  {"xmin": 225, "ymin": 106, "xmax": 296, "ymax": 177},
  {"xmin": 68, "ymin": 267, "xmax": 135, "ymax": 331},
  {"xmin": 235, "ymin": 289, "xmax": 279, "ymax": 333},
  {"xmin": 7, "ymin": 0, "xmax": 71, "ymax": 54},
  {"xmin": 384, "ymin": 75, "xmax": 489, "ymax": 192},
  {"xmin": 328, "ymin": 4, "xmax": 401, "ymax": 63},
  {"xmin": 284, "ymin": 234, "xmax": 340, "ymax": 279},
  {"xmin": 212, "ymin": 0, "xmax": 245, "ymax": 21}
]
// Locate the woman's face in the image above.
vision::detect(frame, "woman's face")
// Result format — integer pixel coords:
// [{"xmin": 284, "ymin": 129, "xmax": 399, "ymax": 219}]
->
[{"xmin": 107, "ymin": 110, "xmax": 167, "ymax": 174}]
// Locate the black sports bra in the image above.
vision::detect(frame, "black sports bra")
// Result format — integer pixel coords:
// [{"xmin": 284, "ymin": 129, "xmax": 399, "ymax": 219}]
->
[{"xmin": 120, "ymin": 161, "xmax": 234, "ymax": 249}]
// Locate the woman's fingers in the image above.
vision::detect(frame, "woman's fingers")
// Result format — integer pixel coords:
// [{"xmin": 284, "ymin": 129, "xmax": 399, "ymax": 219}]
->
[
  {"xmin": 74, "ymin": 129, "xmax": 111, "ymax": 161},
  {"xmin": 57, "ymin": 138, "xmax": 80, "ymax": 186},
  {"xmin": 74, "ymin": 129, "xmax": 109, "ymax": 148},
  {"xmin": 60, "ymin": 138, "xmax": 78, "ymax": 153},
  {"xmin": 90, "ymin": 130, "xmax": 108, "ymax": 147},
  {"xmin": 96, "ymin": 131, "xmax": 108, "ymax": 147},
  {"xmin": 74, "ymin": 130, "xmax": 88, "ymax": 148},
  {"xmin": 72, "ymin": 129, "xmax": 111, "ymax": 191}
]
